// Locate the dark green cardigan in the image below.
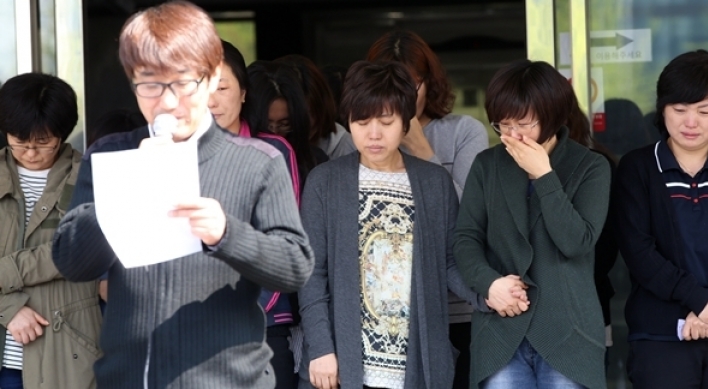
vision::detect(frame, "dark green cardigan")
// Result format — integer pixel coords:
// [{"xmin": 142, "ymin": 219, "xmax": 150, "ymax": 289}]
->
[{"xmin": 453, "ymin": 128, "xmax": 610, "ymax": 389}]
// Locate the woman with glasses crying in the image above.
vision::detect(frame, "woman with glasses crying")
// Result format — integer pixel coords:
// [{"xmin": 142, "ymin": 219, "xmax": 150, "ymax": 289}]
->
[
  {"xmin": 453, "ymin": 59, "xmax": 611, "ymax": 389},
  {"xmin": 0, "ymin": 73, "xmax": 101, "ymax": 389}
]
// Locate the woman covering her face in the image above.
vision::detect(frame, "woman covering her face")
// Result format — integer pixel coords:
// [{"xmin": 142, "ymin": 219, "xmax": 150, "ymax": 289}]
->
[
  {"xmin": 298, "ymin": 60, "xmax": 486, "ymax": 389},
  {"xmin": 453, "ymin": 59, "xmax": 611, "ymax": 389}
]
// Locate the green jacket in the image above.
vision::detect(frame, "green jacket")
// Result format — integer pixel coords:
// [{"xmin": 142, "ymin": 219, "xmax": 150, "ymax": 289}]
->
[
  {"xmin": 0, "ymin": 144, "xmax": 101, "ymax": 389},
  {"xmin": 454, "ymin": 128, "xmax": 610, "ymax": 389}
]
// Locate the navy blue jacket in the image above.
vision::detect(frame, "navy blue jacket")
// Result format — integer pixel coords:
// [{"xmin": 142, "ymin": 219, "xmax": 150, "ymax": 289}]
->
[{"xmin": 614, "ymin": 142, "xmax": 708, "ymax": 341}]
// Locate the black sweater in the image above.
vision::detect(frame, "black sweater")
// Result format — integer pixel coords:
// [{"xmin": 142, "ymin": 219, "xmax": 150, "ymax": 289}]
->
[{"xmin": 614, "ymin": 143, "xmax": 708, "ymax": 341}]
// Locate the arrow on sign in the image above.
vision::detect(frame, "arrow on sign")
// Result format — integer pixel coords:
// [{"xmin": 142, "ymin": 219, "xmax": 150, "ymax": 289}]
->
[{"xmin": 590, "ymin": 33, "xmax": 634, "ymax": 49}]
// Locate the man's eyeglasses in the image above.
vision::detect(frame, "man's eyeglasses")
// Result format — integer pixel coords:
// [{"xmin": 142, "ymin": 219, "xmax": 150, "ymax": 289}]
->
[
  {"xmin": 490, "ymin": 120, "xmax": 540, "ymax": 135},
  {"xmin": 7, "ymin": 143, "xmax": 59, "ymax": 154},
  {"xmin": 133, "ymin": 75, "xmax": 206, "ymax": 98}
]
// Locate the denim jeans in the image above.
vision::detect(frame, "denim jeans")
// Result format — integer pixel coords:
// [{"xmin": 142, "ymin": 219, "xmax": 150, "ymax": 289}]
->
[
  {"xmin": 481, "ymin": 339, "xmax": 586, "ymax": 389},
  {"xmin": 0, "ymin": 367, "xmax": 23, "ymax": 389}
]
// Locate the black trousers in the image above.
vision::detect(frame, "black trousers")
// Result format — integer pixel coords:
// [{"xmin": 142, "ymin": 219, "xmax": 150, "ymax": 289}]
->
[
  {"xmin": 267, "ymin": 324, "xmax": 298, "ymax": 389},
  {"xmin": 450, "ymin": 322, "xmax": 471, "ymax": 389},
  {"xmin": 628, "ymin": 340, "xmax": 708, "ymax": 389}
]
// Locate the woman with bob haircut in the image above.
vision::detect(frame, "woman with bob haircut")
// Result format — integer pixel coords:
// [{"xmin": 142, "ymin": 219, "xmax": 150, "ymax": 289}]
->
[
  {"xmin": 367, "ymin": 31, "xmax": 489, "ymax": 387},
  {"xmin": 298, "ymin": 60, "xmax": 487, "ymax": 389},
  {"xmin": 453, "ymin": 59, "xmax": 610, "ymax": 389},
  {"xmin": 614, "ymin": 50, "xmax": 708, "ymax": 388},
  {"xmin": 0, "ymin": 73, "xmax": 101, "ymax": 389}
]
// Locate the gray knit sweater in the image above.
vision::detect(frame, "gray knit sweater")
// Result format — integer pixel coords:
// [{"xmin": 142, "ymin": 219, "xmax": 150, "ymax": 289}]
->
[
  {"xmin": 407, "ymin": 114, "xmax": 489, "ymax": 197},
  {"xmin": 52, "ymin": 122, "xmax": 314, "ymax": 388}
]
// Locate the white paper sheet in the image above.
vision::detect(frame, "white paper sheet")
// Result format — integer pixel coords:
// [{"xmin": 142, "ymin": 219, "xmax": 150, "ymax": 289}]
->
[{"xmin": 91, "ymin": 142, "xmax": 202, "ymax": 268}]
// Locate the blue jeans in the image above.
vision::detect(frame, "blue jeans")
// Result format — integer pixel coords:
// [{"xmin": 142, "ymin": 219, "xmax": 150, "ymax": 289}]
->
[
  {"xmin": 481, "ymin": 339, "xmax": 586, "ymax": 389},
  {"xmin": 0, "ymin": 367, "xmax": 23, "ymax": 389}
]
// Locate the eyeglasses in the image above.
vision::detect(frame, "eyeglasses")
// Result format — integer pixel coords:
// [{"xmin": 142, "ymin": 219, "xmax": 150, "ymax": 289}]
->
[
  {"xmin": 490, "ymin": 120, "xmax": 540, "ymax": 135},
  {"xmin": 268, "ymin": 121, "xmax": 291, "ymax": 134},
  {"xmin": 133, "ymin": 75, "xmax": 206, "ymax": 98},
  {"xmin": 7, "ymin": 143, "xmax": 59, "ymax": 154}
]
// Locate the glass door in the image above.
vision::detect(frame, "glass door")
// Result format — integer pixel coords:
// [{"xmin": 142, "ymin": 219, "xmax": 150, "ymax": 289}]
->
[{"xmin": 539, "ymin": 0, "xmax": 708, "ymax": 387}]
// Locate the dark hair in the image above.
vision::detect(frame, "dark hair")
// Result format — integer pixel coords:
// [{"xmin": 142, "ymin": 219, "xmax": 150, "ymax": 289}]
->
[
  {"xmin": 119, "ymin": 1, "xmax": 222, "ymax": 80},
  {"xmin": 321, "ymin": 64, "xmax": 348, "ymax": 125},
  {"xmin": 275, "ymin": 55, "xmax": 337, "ymax": 143},
  {"xmin": 340, "ymin": 61, "xmax": 417, "ymax": 134},
  {"xmin": 243, "ymin": 61, "xmax": 316, "ymax": 174},
  {"xmin": 566, "ymin": 96, "xmax": 618, "ymax": 162},
  {"xmin": 485, "ymin": 59, "xmax": 575, "ymax": 144},
  {"xmin": 221, "ymin": 40, "xmax": 249, "ymax": 93},
  {"xmin": 88, "ymin": 109, "xmax": 147, "ymax": 147},
  {"xmin": 655, "ymin": 49, "xmax": 708, "ymax": 136},
  {"xmin": 0, "ymin": 73, "xmax": 78, "ymax": 142},
  {"xmin": 366, "ymin": 30, "xmax": 454, "ymax": 119}
]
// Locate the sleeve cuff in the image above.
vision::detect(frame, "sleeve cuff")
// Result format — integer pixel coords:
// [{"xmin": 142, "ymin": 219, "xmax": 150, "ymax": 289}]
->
[
  {"xmin": 0, "ymin": 292, "xmax": 30, "ymax": 327},
  {"xmin": 0, "ymin": 255, "xmax": 24, "ymax": 294},
  {"xmin": 475, "ymin": 294, "xmax": 493, "ymax": 313},
  {"xmin": 204, "ymin": 220, "xmax": 229, "ymax": 252},
  {"xmin": 532, "ymin": 170, "xmax": 562, "ymax": 198},
  {"xmin": 686, "ymin": 287, "xmax": 708, "ymax": 316},
  {"xmin": 477, "ymin": 268, "xmax": 503, "ymax": 300}
]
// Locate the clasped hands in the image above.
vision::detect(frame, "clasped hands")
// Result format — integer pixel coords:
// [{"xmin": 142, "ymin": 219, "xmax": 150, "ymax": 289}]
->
[
  {"xmin": 487, "ymin": 275, "xmax": 530, "ymax": 317},
  {"xmin": 683, "ymin": 307, "xmax": 708, "ymax": 341}
]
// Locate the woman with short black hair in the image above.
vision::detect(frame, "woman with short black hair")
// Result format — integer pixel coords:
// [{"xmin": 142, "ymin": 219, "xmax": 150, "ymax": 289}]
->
[
  {"xmin": 367, "ymin": 32, "xmax": 490, "ymax": 387},
  {"xmin": 615, "ymin": 49, "xmax": 708, "ymax": 389},
  {"xmin": 454, "ymin": 59, "xmax": 610, "ymax": 389},
  {"xmin": 298, "ymin": 60, "xmax": 486, "ymax": 389},
  {"xmin": 0, "ymin": 73, "xmax": 101, "ymax": 389}
]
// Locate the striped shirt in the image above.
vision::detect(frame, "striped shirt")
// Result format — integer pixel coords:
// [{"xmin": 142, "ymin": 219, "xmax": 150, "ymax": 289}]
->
[
  {"xmin": 17, "ymin": 166, "xmax": 50, "ymax": 226},
  {"xmin": 3, "ymin": 166, "xmax": 49, "ymax": 370}
]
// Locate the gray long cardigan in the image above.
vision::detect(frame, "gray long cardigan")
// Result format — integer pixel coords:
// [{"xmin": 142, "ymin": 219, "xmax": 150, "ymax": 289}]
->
[
  {"xmin": 454, "ymin": 128, "xmax": 610, "ymax": 389},
  {"xmin": 298, "ymin": 151, "xmax": 486, "ymax": 389}
]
